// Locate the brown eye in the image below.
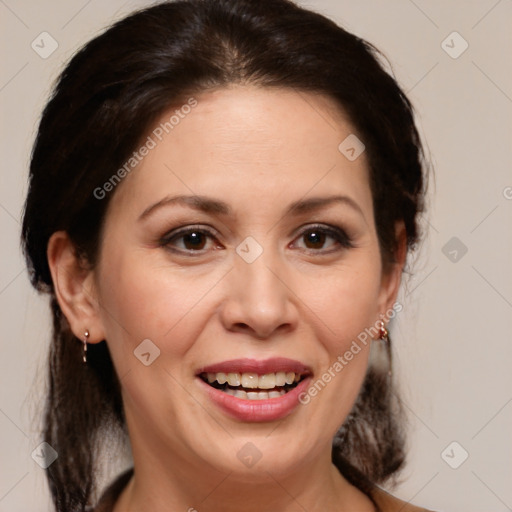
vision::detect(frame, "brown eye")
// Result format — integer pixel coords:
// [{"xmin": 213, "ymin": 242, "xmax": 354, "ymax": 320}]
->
[
  {"xmin": 302, "ymin": 229, "xmax": 328, "ymax": 249},
  {"xmin": 180, "ymin": 231, "xmax": 208, "ymax": 250},
  {"xmin": 160, "ymin": 226, "xmax": 219, "ymax": 254},
  {"xmin": 295, "ymin": 225, "xmax": 353, "ymax": 252}
]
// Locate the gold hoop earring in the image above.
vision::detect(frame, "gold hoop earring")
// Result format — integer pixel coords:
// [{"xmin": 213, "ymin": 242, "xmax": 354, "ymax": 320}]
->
[
  {"xmin": 378, "ymin": 320, "xmax": 388, "ymax": 341},
  {"xmin": 377, "ymin": 320, "xmax": 392, "ymax": 377},
  {"xmin": 83, "ymin": 330, "xmax": 89, "ymax": 364}
]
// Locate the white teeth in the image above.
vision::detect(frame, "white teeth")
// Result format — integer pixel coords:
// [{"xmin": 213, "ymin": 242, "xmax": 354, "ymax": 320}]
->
[
  {"xmin": 258, "ymin": 373, "xmax": 276, "ymax": 389},
  {"xmin": 222, "ymin": 388, "xmax": 287, "ymax": 400},
  {"xmin": 241, "ymin": 373, "xmax": 259, "ymax": 388},
  {"xmin": 245, "ymin": 390, "xmax": 286, "ymax": 400},
  {"xmin": 205, "ymin": 371, "xmax": 303, "ymax": 389},
  {"xmin": 247, "ymin": 391, "xmax": 264, "ymax": 400},
  {"xmin": 227, "ymin": 372, "xmax": 241, "ymax": 386},
  {"xmin": 275, "ymin": 372, "xmax": 287, "ymax": 386},
  {"xmin": 216, "ymin": 372, "xmax": 228, "ymax": 384},
  {"xmin": 285, "ymin": 372, "xmax": 295, "ymax": 385}
]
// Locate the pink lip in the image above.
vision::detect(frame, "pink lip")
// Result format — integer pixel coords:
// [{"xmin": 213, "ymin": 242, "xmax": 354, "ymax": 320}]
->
[
  {"xmin": 197, "ymin": 374, "xmax": 312, "ymax": 422},
  {"xmin": 196, "ymin": 357, "xmax": 312, "ymax": 375},
  {"xmin": 195, "ymin": 357, "xmax": 313, "ymax": 422}
]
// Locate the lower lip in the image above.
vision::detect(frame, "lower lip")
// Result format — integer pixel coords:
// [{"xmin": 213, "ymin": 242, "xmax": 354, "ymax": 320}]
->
[{"xmin": 197, "ymin": 376, "xmax": 312, "ymax": 422}]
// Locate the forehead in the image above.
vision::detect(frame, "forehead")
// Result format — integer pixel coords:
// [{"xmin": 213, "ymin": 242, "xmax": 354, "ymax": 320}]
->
[{"xmin": 106, "ymin": 85, "xmax": 373, "ymax": 221}]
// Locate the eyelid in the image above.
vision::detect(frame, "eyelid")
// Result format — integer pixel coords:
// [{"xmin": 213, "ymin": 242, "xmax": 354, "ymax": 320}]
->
[
  {"xmin": 159, "ymin": 222, "xmax": 354, "ymax": 254},
  {"xmin": 159, "ymin": 225, "xmax": 221, "ymax": 254},
  {"xmin": 291, "ymin": 223, "xmax": 354, "ymax": 251},
  {"xmin": 161, "ymin": 224, "xmax": 218, "ymax": 240}
]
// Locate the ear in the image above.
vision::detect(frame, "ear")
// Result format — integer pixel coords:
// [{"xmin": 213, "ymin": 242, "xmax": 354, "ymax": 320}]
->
[
  {"xmin": 47, "ymin": 231, "xmax": 105, "ymax": 343},
  {"xmin": 377, "ymin": 221, "xmax": 407, "ymax": 316}
]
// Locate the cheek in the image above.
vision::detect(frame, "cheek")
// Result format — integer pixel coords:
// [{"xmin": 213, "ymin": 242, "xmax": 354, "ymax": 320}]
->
[
  {"xmin": 298, "ymin": 254, "xmax": 381, "ymax": 419},
  {"xmin": 95, "ymin": 248, "xmax": 224, "ymax": 366},
  {"xmin": 94, "ymin": 249, "xmax": 223, "ymax": 427},
  {"xmin": 306, "ymin": 257, "xmax": 383, "ymax": 349}
]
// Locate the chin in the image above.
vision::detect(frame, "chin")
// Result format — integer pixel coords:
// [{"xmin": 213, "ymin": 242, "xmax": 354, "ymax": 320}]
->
[{"xmin": 195, "ymin": 431, "xmax": 320, "ymax": 484}]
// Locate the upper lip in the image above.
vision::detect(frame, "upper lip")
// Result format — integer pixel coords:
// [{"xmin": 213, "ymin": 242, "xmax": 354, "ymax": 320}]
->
[{"xmin": 196, "ymin": 357, "xmax": 312, "ymax": 376}]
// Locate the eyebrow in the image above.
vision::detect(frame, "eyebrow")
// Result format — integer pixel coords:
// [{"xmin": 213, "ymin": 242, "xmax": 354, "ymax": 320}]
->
[{"xmin": 138, "ymin": 194, "xmax": 365, "ymax": 221}]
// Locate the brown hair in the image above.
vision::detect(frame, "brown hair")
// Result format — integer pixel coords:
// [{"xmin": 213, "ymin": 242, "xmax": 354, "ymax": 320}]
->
[{"xmin": 21, "ymin": 0, "xmax": 426, "ymax": 510}]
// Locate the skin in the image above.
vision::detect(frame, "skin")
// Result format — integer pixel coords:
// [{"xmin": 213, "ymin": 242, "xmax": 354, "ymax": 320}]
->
[{"xmin": 48, "ymin": 85, "xmax": 406, "ymax": 511}]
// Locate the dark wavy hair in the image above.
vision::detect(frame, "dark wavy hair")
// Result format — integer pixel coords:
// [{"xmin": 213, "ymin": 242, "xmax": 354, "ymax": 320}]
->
[{"xmin": 21, "ymin": 0, "xmax": 426, "ymax": 510}]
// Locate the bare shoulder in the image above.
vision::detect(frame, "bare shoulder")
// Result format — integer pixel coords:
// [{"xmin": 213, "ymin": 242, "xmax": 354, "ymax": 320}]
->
[{"xmin": 371, "ymin": 486, "xmax": 438, "ymax": 512}]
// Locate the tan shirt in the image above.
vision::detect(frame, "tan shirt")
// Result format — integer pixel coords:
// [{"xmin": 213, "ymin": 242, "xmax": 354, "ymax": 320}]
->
[{"xmin": 91, "ymin": 468, "xmax": 436, "ymax": 512}]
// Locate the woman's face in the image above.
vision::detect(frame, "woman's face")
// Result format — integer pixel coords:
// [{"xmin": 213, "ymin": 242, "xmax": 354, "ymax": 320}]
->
[{"xmin": 90, "ymin": 85, "xmax": 401, "ymax": 481}]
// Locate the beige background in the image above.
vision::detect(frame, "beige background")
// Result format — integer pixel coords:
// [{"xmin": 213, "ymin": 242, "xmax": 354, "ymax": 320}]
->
[{"xmin": 1, "ymin": 1, "xmax": 511, "ymax": 511}]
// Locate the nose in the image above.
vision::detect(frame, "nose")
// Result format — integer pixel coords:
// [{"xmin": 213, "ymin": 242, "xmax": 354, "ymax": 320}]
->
[{"xmin": 219, "ymin": 248, "xmax": 299, "ymax": 340}]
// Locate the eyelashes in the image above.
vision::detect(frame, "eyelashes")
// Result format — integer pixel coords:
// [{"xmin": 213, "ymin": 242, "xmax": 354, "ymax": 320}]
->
[
  {"xmin": 159, "ymin": 223, "xmax": 354, "ymax": 256},
  {"xmin": 291, "ymin": 224, "xmax": 354, "ymax": 252},
  {"xmin": 160, "ymin": 226, "xmax": 219, "ymax": 253}
]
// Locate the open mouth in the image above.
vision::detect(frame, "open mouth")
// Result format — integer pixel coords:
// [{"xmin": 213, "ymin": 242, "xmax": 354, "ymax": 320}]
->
[{"xmin": 199, "ymin": 371, "xmax": 308, "ymax": 400}]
